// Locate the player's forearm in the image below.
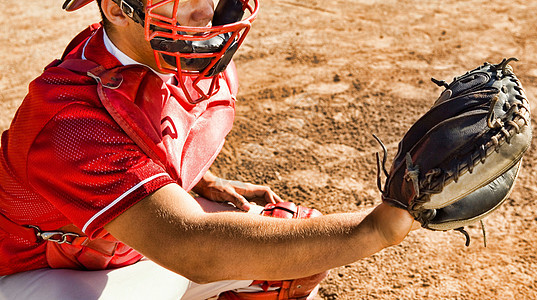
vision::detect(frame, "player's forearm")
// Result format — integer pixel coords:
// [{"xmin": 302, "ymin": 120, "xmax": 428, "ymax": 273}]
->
[
  {"xmin": 200, "ymin": 205, "xmax": 411, "ymax": 282},
  {"xmin": 148, "ymin": 209, "xmax": 395, "ymax": 283}
]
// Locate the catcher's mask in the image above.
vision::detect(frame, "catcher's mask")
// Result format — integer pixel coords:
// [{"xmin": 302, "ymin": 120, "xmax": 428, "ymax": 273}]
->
[{"xmin": 63, "ymin": 0, "xmax": 258, "ymax": 103}]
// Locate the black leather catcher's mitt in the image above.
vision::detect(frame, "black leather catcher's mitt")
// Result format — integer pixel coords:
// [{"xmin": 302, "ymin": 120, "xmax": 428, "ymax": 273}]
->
[{"xmin": 375, "ymin": 58, "xmax": 532, "ymax": 245}]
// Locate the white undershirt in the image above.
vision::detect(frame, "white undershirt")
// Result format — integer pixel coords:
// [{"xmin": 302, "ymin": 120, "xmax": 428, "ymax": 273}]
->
[{"xmin": 102, "ymin": 29, "xmax": 174, "ymax": 83}]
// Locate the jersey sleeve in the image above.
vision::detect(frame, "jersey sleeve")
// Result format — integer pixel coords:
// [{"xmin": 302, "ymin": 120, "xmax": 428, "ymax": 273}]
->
[{"xmin": 27, "ymin": 104, "xmax": 175, "ymax": 237}]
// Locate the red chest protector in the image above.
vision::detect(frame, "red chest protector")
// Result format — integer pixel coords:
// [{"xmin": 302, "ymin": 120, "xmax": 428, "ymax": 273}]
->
[
  {"xmin": 82, "ymin": 62, "xmax": 237, "ymax": 192},
  {"xmin": 58, "ymin": 25, "xmax": 238, "ymax": 192}
]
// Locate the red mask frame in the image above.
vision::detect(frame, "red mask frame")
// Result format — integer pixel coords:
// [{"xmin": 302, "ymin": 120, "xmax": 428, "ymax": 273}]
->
[{"xmin": 145, "ymin": 0, "xmax": 258, "ymax": 103}]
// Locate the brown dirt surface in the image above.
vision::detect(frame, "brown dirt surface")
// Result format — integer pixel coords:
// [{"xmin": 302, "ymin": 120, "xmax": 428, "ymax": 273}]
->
[{"xmin": 2, "ymin": 1, "xmax": 537, "ymax": 299}]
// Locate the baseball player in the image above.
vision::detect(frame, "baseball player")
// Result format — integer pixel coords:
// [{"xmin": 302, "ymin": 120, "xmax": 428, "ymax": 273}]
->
[{"xmin": 0, "ymin": 0, "xmax": 417, "ymax": 299}]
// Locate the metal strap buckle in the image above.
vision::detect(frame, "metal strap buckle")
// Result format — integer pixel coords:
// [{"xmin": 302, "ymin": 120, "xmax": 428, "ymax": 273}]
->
[
  {"xmin": 27, "ymin": 225, "xmax": 80, "ymax": 245},
  {"xmin": 120, "ymin": 0, "xmax": 135, "ymax": 18}
]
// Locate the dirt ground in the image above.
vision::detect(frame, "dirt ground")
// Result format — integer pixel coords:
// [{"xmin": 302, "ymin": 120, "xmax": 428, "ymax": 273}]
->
[{"xmin": 1, "ymin": 0, "xmax": 537, "ymax": 299}]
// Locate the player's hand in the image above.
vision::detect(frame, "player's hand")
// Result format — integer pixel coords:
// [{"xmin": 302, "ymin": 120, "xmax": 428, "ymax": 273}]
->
[
  {"xmin": 193, "ymin": 171, "xmax": 283, "ymax": 211},
  {"xmin": 368, "ymin": 202, "xmax": 420, "ymax": 247}
]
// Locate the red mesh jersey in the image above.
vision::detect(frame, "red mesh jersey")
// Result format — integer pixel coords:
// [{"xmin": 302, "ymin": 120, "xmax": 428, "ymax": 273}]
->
[{"xmin": 0, "ymin": 25, "xmax": 179, "ymax": 275}]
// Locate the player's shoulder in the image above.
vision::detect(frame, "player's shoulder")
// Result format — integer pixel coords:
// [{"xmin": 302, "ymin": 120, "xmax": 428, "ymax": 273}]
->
[
  {"xmin": 7, "ymin": 65, "xmax": 114, "ymax": 159},
  {"xmin": 21, "ymin": 59, "xmax": 104, "ymax": 121}
]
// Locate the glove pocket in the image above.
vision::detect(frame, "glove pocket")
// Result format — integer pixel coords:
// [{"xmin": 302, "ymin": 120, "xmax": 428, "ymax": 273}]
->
[
  {"xmin": 392, "ymin": 91, "xmax": 494, "ymax": 171},
  {"xmin": 384, "ymin": 111, "xmax": 489, "ymax": 208}
]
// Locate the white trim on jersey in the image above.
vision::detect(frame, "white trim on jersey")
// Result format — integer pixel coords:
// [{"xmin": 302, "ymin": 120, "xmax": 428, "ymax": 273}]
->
[
  {"xmin": 82, "ymin": 173, "xmax": 170, "ymax": 233},
  {"xmin": 80, "ymin": 28, "xmax": 98, "ymax": 61}
]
